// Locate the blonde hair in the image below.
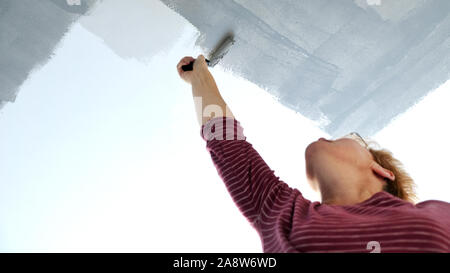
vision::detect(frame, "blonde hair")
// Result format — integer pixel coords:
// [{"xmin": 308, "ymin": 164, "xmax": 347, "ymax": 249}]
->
[{"xmin": 365, "ymin": 140, "xmax": 417, "ymax": 203}]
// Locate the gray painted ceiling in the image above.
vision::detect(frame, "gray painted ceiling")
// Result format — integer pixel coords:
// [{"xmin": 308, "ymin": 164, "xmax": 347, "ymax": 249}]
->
[
  {"xmin": 160, "ymin": 0, "xmax": 450, "ymax": 137},
  {"xmin": 1, "ymin": 0, "xmax": 449, "ymax": 138},
  {"xmin": 0, "ymin": 0, "xmax": 97, "ymax": 105}
]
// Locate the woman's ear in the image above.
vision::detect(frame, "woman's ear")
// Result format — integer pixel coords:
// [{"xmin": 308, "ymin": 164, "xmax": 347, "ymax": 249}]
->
[{"xmin": 370, "ymin": 161, "xmax": 395, "ymax": 181}]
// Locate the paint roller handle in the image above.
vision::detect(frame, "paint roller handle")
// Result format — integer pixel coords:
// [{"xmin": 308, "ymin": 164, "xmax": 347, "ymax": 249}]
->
[{"xmin": 181, "ymin": 58, "xmax": 210, "ymax": 71}]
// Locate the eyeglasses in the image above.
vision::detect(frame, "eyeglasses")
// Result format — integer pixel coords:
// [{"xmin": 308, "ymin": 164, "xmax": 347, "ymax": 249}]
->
[{"xmin": 338, "ymin": 132, "xmax": 369, "ymax": 149}]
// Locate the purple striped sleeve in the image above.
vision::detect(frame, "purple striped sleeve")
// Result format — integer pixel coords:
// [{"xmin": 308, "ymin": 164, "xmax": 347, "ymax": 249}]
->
[{"xmin": 201, "ymin": 117, "xmax": 287, "ymax": 228}]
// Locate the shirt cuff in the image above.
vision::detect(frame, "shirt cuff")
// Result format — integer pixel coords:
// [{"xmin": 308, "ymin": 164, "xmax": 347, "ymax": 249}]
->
[{"xmin": 200, "ymin": 117, "xmax": 245, "ymax": 141}]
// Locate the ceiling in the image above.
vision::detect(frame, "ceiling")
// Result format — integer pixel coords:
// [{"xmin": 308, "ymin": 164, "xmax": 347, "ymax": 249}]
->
[
  {"xmin": 160, "ymin": 0, "xmax": 450, "ymax": 137},
  {"xmin": 0, "ymin": 0, "xmax": 97, "ymax": 105},
  {"xmin": 1, "ymin": 0, "xmax": 449, "ymax": 137}
]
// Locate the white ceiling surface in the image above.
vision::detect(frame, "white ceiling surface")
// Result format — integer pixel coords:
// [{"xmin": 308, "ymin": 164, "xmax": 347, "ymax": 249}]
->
[
  {"xmin": 2, "ymin": 0, "xmax": 449, "ymax": 136},
  {"xmin": 0, "ymin": 0, "xmax": 267, "ymax": 252},
  {"xmin": 160, "ymin": 0, "xmax": 450, "ymax": 138},
  {"xmin": 0, "ymin": 0, "xmax": 449, "ymax": 252}
]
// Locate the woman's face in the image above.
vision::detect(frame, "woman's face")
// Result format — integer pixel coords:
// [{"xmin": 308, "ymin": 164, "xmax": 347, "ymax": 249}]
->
[{"xmin": 304, "ymin": 135, "xmax": 374, "ymax": 191}]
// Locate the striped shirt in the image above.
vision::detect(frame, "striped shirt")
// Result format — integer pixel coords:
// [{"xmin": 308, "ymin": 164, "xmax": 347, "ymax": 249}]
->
[{"xmin": 200, "ymin": 117, "xmax": 450, "ymax": 253}]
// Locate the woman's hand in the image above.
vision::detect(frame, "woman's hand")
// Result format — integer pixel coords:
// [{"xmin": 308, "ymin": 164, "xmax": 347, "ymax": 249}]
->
[
  {"xmin": 177, "ymin": 55, "xmax": 211, "ymax": 85},
  {"xmin": 178, "ymin": 54, "xmax": 235, "ymax": 126}
]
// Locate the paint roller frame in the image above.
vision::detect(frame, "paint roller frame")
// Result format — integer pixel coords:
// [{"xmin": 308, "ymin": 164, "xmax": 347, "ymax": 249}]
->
[{"xmin": 181, "ymin": 32, "xmax": 235, "ymax": 71}]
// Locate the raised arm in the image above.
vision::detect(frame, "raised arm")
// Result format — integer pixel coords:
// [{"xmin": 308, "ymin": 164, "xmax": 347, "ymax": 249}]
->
[
  {"xmin": 177, "ymin": 54, "xmax": 235, "ymax": 126},
  {"xmin": 176, "ymin": 55, "xmax": 292, "ymax": 228},
  {"xmin": 199, "ymin": 116, "xmax": 290, "ymax": 228}
]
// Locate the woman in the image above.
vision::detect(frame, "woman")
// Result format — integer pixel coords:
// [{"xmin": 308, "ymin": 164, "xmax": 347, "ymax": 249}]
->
[{"xmin": 177, "ymin": 55, "xmax": 450, "ymax": 253}]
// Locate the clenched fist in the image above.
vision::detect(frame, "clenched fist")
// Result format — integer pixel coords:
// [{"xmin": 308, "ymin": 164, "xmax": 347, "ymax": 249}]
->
[{"xmin": 176, "ymin": 54, "xmax": 211, "ymax": 85}]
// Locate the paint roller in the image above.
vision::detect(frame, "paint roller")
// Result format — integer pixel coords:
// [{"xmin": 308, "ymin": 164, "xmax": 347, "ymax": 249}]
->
[{"xmin": 181, "ymin": 33, "xmax": 235, "ymax": 71}]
